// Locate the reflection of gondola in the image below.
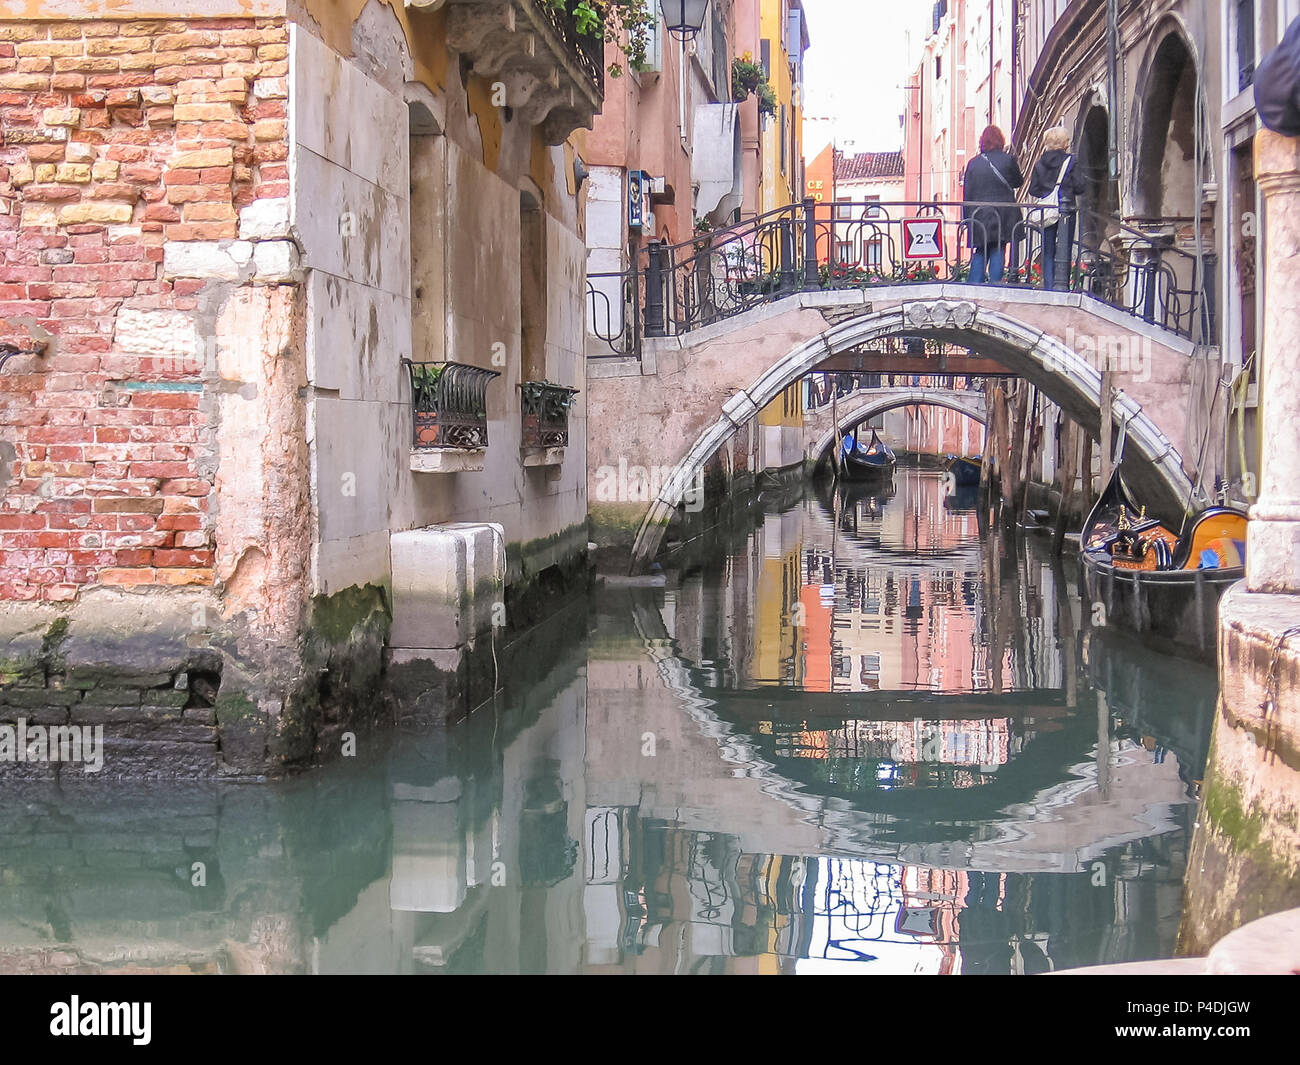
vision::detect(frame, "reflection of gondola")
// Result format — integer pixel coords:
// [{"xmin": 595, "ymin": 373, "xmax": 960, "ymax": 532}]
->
[
  {"xmin": 841, "ymin": 429, "xmax": 897, "ymax": 483},
  {"xmin": 1079, "ymin": 468, "xmax": 1247, "ymax": 654},
  {"xmin": 943, "ymin": 474, "xmax": 980, "ymax": 511},
  {"xmin": 945, "ymin": 454, "xmax": 983, "ymax": 487},
  {"xmin": 813, "ymin": 473, "xmax": 895, "ymax": 532},
  {"xmin": 1084, "ymin": 625, "xmax": 1215, "ymax": 799}
]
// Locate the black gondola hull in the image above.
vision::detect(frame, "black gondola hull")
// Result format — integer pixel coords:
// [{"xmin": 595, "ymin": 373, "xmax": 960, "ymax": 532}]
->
[
  {"xmin": 946, "ymin": 455, "xmax": 983, "ymax": 487},
  {"xmin": 1079, "ymin": 553, "xmax": 1243, "ymax": 656},
  {"xmin": 841, "ymin": 451, "xmax": 897, "ymax": 482}
]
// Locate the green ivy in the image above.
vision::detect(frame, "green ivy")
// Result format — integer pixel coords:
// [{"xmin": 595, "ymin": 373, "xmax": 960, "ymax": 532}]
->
[{"xmin": 543, "ymin": 0, "xmax": 655, "ymax": 78}]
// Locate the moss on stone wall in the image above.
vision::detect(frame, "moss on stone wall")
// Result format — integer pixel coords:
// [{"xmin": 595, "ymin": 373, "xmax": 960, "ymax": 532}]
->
[
  {"xmin": 269, "ymin": 584, "xmax": 393, "ymax": 768},
  {"xmin": 1179, "ymin": 719, "xmax": 1300, "ymax": 955},
  {"xmin": 508, "ymin": 522, "xmax": 588, "ymax": 580}
]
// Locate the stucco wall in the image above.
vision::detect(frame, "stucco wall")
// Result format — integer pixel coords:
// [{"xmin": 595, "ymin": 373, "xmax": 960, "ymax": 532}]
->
[{"xmin": 291, "ymin": 15, "xmax": 588, "ymax": 597}]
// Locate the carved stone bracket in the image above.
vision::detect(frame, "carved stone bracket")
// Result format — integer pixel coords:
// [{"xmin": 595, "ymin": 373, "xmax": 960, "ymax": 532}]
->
[
  {"xmin": 902, "ymin": 299, "xmax": 979, "ymax": 330},
  {"xmin": 443, "ymin": 0, "xmax": 603, "ymax": 144}
]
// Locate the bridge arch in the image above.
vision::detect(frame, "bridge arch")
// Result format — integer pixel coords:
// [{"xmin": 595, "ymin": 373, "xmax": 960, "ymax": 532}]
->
[
  {"xmin": 807, "ymin": 388, "xmax": 988, "ymax": 464},
  {"xmin": 629, "ymin": 296, "xmax": 1193, "ymax": 568}
]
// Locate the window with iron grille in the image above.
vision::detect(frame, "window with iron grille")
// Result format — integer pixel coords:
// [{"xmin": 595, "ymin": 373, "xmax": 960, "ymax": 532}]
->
[{"xmin": 1238, "ymin": 0, "xmax": 1256, "ymax": 91}]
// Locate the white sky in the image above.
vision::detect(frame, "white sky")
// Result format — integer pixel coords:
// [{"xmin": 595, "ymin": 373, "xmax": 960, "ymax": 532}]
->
[{"xmin": 801, "ymin": 0, "xmax": 938, "ymax": 157}]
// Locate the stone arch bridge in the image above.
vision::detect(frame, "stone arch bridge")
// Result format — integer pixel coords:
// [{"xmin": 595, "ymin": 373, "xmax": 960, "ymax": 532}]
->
[
  {"xmin": 588, "ymin": 286, "xmax": 1214, "ymax": 569},
  {"xmin": 802, "ymin": 385, "xmax": 989, "ymax": 466}
]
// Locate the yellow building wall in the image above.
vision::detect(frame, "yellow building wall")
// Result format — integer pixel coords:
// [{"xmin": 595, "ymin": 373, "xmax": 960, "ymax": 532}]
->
[
  {"xmin": 758, "ymin": 383, "xmax": 802, "ymax": 427},
  {"xmin": 757, "ymin": 1, "xmax": 804, "ymax": 432},
  {"xmin": 759, "ymin": 0, "xmax": 805, "ymax": 215}
]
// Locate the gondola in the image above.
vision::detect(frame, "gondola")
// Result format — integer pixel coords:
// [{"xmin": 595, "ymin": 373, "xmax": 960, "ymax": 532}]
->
[
  {"xmin": 840, "ymin": 429, "xmax": 897, "ymax": 483},
  {"xmin": 945, "ymin": 454, "xmax": 983, "ymax": 487},
  {"xmin": 1078, "ymin": 467, "xmax": 1248, "ymax": 655}
]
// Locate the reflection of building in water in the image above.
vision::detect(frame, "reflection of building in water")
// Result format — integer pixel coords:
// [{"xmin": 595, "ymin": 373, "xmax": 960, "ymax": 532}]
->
[
  {"xmin": 880, "ymin": 402, "xmax": 985, "ymax": 460},
  {"xmin": 755, "ymin": 511, "xmax": 807, "ymax": 687},
  {"xmin": 579, "ymin": 821, "xmax": 1184, "ymax": 976}
]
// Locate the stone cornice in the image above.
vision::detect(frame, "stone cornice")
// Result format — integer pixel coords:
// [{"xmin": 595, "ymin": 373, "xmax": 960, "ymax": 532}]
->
[{"xmin": 441, "ymin": 0, "xmax": 604, "ymax": 145}]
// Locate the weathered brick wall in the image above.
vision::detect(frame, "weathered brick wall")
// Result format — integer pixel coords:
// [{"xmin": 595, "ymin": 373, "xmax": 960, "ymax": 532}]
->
[{"xmin": 0, "ymin": 17, "xmax": 291, "ymax": 603}]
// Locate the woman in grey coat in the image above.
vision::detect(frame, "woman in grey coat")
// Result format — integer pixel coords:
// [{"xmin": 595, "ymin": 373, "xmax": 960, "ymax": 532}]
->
[{"xmin": 962, "ymin": 125, "xmax": 1023, "ymax": 283}]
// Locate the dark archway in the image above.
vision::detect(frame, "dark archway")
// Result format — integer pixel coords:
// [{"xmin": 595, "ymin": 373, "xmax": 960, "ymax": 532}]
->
[
  {"xmin": 1134, "ymin": 32, "xmax": 1200, "ymax": 221},
  {"xmin": 1075, "ymin": 103, "xmax": 1113, "ymax": 247}
]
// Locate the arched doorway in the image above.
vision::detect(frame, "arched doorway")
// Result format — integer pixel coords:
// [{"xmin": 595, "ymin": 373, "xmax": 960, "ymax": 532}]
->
[
  {"xmin": 1134, "ymin": 32, "xmax": 1200, "ymax": 222},
  {"xmin": 1075, "ymin": 103, "xmax": 1113, "ymax": 248}
]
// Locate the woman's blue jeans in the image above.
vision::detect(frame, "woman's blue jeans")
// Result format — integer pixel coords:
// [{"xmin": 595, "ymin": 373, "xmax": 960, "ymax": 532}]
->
[
  {"xmin": 1041, "ymin": 214, "xmax": 1076, "ymax": 291},
  {"xmin": 969, "ymin": 245, "xmax": 1005, "ymax": 284}
]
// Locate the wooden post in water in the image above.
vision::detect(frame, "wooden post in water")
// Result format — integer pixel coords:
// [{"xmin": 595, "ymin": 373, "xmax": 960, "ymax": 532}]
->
[
  {"xmin": 1052, "ymin": 416, "xmax": 1080, "ymax": 555},
  {"xmin": 988, "ymin": 383, "xmax": 1011, "ymax": 526},
  {"xmin": 1005, "ymin": 381, "xmax": 1030, "ymax": 514},
  {"xmin": 1017, "ymin": 387, "xmax": 1040, "ymax": 520},
  {"xmin": 830, "ymin": 374, "xmax": 841, "ymax": 479},
  {"xmin": 1080, "ymin": 432, "xmax": 1095, "ymax": 510},
  {"xmin": 1099, "ymin": 369, "xmax": 1114, "ymax": 489}
]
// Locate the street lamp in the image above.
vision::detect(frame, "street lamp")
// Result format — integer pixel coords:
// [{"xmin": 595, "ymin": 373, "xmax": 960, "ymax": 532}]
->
[{"xmin": 660, "ymin": 0, "xmax": 710, "ymax": 42}]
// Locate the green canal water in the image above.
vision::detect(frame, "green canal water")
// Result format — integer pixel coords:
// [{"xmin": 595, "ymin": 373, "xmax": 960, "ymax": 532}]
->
[{"xmin": 0, "ymin": 470, "xmax": 1216, "ymax": 974}]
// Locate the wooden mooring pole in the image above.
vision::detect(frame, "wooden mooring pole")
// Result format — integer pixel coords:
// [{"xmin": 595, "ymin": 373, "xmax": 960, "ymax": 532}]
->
[
  {"xmin": 1052, "ymin": 416, "xmax": 1080, "ymax": 555},
  {"xmin": 1099, "ymin": 369, "xmax": 1114, "ymax": 489}
]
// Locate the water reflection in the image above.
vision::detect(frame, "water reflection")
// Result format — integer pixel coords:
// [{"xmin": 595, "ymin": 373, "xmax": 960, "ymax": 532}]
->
[{"xmin": 0, "ymin": 470, "xmax": 1212, "ymax": 974}]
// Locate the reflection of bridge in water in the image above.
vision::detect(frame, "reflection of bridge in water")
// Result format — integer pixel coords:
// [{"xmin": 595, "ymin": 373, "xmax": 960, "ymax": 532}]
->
[{"xmin": 0, "ymin": 579, "xmax": 1203, "ymax": 975}]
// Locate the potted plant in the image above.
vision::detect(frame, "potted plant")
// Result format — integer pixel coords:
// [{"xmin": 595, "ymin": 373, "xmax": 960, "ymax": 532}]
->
[
  {"xmin": 732, "ymin": 54, "xmax": 777, "ymax": 116},
  {"xmin": 408, "ymin": 362, "xmax": 445, "ymax": 447}
]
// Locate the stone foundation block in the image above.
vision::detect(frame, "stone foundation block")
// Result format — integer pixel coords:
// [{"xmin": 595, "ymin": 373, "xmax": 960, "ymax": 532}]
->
[{"xmin": 390, "ymin": 523, "xmax": 505, "ymax": 650}]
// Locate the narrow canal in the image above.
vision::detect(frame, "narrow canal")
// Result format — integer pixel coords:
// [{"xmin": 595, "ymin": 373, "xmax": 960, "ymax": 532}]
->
[{"xmin": 0, "ymin": 469, "xmax": 1216, "ymax": 974}]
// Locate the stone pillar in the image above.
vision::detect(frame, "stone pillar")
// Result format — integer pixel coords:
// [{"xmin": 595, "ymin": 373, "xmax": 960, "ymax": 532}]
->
[
  {"xmin": 1247, "ymin": 130, "xmax": 1300, "ymax": 593},
  {"xmin": 1179, "ymin": 130, "xmax": 1300, "ymax": 955}
]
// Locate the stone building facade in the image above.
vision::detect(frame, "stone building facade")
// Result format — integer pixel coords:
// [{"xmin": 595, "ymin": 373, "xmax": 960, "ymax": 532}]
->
[
  {"xmin": 1011, "ymin": 0, "xmax": 1300, "ymax": 952},
  {"xmin": 0, "ymin": 0, "xmax": 598, "ymax": 777}
]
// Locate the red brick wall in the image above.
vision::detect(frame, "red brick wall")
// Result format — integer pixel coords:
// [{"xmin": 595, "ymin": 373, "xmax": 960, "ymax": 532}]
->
[{"xmin": 0, "ymin": 18, "xmax": 290, "ymax": 602}]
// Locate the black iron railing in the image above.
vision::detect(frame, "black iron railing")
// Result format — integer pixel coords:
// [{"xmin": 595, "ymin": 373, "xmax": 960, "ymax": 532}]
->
[
  {"xmin": 402, "ymin": 360, "xmax": 500, "ymax": 450},
  {"xmin": 532, "ymin": 0, "xmax": 605, "ymax": 93},
  {"xmin": 586, "ymin": 269, "xmax": 641, "ymax": 359},
  {"xmin": 586, "ymin": 199, "xmax": 1213, "ymax": 356},
  {"xmin": 804, "ymin": 369, "xmax": 987, "ymax": 412},
  {"xmin": 521, "ymin": 380, "xmax": 580, "ymax": 448}
]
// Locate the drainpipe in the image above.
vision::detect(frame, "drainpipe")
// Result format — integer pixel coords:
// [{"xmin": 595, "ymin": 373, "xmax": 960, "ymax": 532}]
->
[
  {"xmin": 1011, "ymin": 0, "xmax": 1019, "ymax": 128},
  {"xmin": 990, "ymin": 0, "xmax": 996, "ymax": 126},
  {"xmin": 918, "ymin": 64, "xmax": 926, "ymax": 201},
  {"xmin": 1106, "ymin": 0, "xmax": 1120, "ymax": 184},
  {"xmin": 679, "ymin": 38, "xmax": 688, "ymax": 152}
]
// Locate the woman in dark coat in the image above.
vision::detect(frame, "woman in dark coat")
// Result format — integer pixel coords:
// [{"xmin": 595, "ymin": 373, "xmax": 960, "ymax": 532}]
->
[
  {"xmin": 962, "ymin": 125, "xmax": 1023, "ymax": 283},
  {"xmin": 1028, "ymin": 126, "xmax": 1089, "ymax": 290}
]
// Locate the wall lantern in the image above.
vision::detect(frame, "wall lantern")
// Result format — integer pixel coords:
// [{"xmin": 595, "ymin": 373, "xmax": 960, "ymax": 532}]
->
[{"xmin": 660, "ymin": 0, "xmax": 710, "ymax": 42}]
